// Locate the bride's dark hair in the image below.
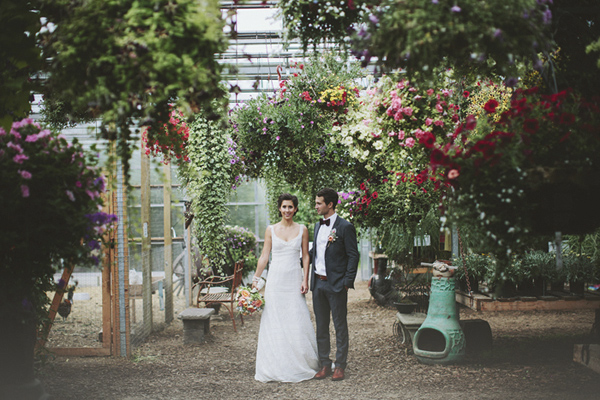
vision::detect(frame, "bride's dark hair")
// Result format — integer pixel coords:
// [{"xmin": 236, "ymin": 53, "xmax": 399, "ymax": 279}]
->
[{"xmin": 277, "ymin": 193, "xmax": 298, "ymax": 216}]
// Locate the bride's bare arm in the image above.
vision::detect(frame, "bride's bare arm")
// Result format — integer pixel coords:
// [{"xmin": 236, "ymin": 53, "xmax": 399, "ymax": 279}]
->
[
  {"xmin": 252, "ymin": 226, "xmax": 272, "ymax": 289},
  {"xmin": 300, "ymin": 225, "xmax": 310, "ymax": 294}
]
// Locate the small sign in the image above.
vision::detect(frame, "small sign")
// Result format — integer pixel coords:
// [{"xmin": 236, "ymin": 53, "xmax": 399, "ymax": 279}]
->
[{"xmin": 143, "ymin": 222, "xmax": 148, "ymax": 238}]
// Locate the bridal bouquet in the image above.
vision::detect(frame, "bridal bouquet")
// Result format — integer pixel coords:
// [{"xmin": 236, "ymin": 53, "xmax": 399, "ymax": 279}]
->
[{"xmin": 236, "ymin": 286, "xmax": 265, "ymax": 316}]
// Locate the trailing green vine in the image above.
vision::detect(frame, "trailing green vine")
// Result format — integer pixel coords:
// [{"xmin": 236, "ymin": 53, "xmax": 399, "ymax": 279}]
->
[{"xmin": 180, "ymin": 116, "xmax": 232, "ymax": 275}]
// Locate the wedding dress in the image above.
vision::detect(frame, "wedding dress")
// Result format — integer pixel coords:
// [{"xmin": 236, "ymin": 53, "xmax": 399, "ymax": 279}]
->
[{"xmin": 255, "ymin": 226, "xmax": 319, "ymax": 382}]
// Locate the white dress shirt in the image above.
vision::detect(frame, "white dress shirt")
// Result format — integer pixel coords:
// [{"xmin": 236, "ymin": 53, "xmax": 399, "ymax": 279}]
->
[{"xmin": 315, "ymin": 213, "xmax": 337, "ymax": 276}]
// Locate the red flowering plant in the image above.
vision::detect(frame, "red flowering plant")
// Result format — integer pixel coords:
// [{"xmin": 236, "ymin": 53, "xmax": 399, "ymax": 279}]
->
[
  {"xmin": 142, "ymin": 107, "xmax": 190, "ymax": 165},
  {"xmin": 429, "ymin": 87, "xmax": 600, "ymax": 257}
]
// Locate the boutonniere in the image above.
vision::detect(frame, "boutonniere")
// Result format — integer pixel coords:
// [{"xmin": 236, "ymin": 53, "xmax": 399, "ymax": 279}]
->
[{"xmin": 327, "ymin": 228, "xmax": 337, "ymax": 247}]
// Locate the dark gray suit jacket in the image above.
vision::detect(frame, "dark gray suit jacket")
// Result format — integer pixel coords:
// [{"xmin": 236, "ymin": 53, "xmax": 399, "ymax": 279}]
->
[{"xmin": 310, "ymin": 216, "xmax": 359, "ymax": 293}]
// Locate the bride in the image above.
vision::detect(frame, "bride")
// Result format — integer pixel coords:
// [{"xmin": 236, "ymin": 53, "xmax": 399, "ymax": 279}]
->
[{"xmin": 252, "ymin": 193, "xmax": 319, "ymax": 382}]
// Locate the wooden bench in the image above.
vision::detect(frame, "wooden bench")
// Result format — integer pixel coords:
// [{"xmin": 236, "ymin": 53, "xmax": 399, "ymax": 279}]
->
[{"xmin": 178, "ymin": 308, "xmax": 215, "ymax": 344}]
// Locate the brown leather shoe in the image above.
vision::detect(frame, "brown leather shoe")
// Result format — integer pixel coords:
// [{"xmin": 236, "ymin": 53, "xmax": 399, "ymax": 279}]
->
[
  {"xmin": 332, "ymin": 367, "xmax": 345, "ymax": 381},
  {"xmin": 313, "ymin": 365, "xmax": 332, "ymax": 379}
]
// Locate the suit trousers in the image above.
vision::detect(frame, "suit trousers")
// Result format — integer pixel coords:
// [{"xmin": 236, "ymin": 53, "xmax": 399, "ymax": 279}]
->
[{"xmin": 312, "ymin": 277, "xmax": 349, "ymax": 369}]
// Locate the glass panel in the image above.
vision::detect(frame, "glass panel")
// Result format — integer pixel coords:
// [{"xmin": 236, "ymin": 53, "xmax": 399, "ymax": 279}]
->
[
  {"xmin": 127, "ymin": 243, "xmax": 165, "ymax": 272},
  {"xmin": 256, "ymin": 179, "xmax": 266, "ymax": 203},
  {"xmin": 150, "ymin": 207, "xmax": 164, "ymax": 237},
  {"xmin": 171, "ymin": 187, "xmax": 186, "ymax": 203},
  {"xmin": 230, "ymin": 180, "xmax": 256, "ymax": 203},
  {"xmin": 151, "ymin": 187, "xmax": 164, "ymax": 204},
  {"xmin": 257, "ymin": 204, "xmax": 267, "ymax": 239},
  {"xmin": 226, "ymin": 205, "xmax": 256, "ymax": 233},
  {"xmin": 170, "ymin": 206, "xmax": 185, "ymax": 238},
  {"xmin": 128, "ymin": 207, "xmax": 142, "ymax": 238},
  {"xmin": 129, "ymin": 168, "xmax": 142, "ymax": 186}
]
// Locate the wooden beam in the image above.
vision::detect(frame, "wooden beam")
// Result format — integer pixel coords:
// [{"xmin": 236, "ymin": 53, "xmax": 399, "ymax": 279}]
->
[
  {"xmin": 141, "ymin": 140, "xmax": 153, "ymax": 334},
  {"xmin": 37, "ymin": 266, "xmax": 74, "ymax": 349},
  {"xmin": 48, "ymin": 347, "xmax": 111, "ymax": 357},
  {"xmin": 163, "ymin": 163, "xmax": 174, "ymax": 324}
]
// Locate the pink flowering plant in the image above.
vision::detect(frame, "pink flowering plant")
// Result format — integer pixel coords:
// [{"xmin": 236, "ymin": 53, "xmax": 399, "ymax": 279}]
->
[
  {"xmin": 428, "ymin": 87, "xmax": 600, "ymax": 256},
  {"xmin": 0, "ymin": 119, "xmax": 116, "ymax": 317},
  {"xmin": 331, "ymin": 74, "xmax": 461, "ymax": 173}
]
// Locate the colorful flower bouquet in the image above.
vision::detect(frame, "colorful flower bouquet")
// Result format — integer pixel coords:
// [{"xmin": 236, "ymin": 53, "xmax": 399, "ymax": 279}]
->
[{"xmin": 236, "ymin": 286, "xmax": 265, "ymax": 316}]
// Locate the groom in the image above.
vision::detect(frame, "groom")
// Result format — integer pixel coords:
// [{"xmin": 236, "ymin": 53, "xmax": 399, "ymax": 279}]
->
[{"xmin": 310, "ymin": 188, "xmax": 359, "ymax": 381}]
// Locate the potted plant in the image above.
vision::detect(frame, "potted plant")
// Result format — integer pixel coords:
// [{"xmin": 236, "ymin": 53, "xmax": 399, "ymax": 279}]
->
[
  {"xmin": 564, "ymin": 253, "xmax": 597, "ymax": 295},
  {"xmin": 0, "ymin": 119, "xmax": 115, "ymax": 394}
]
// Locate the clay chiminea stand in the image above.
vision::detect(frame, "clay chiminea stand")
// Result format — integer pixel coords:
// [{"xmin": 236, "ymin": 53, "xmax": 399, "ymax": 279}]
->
[{"xmin": 413, "ymin": 261, "xmax": 466, "ymax": 364}]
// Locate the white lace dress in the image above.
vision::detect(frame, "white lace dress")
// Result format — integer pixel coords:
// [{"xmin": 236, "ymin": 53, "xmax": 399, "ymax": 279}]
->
[{"xmin": 255, "ymin": 226, "xmax": 319, "ymax": 382}]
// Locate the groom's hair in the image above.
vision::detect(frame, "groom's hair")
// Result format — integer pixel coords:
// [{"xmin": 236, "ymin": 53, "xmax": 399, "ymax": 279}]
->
[
  {"xmin": 316, "ymin": 188, "xmax": 338, "ymax": 209},
  {"xmin": 277, "ymin": 193, "xmax": 299, "ymax": 216}
]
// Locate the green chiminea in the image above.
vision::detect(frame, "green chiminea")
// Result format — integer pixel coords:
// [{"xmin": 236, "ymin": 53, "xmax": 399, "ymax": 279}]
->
[{"xmin": 413, "ymin": 262, "xmax": 466, "ymax": 364}]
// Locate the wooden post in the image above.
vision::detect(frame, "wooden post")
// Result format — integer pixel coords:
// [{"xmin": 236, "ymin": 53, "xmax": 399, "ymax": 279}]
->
[
  {"xmin": 163, "ymin": 163, "xmax": 174, "ymax": 324},
  {"xmin": 141, "ymin": 144, "xmax": 153, "ymax": 335},
  {"xmin": 36, "ymin": 266, "xmax": 73, "ymax": 348}
]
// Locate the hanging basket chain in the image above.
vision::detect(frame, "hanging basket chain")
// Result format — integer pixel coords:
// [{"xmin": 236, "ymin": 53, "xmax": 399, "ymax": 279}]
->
[{"xmin": 457, "ymin": 227, "xmax": 472, "ymax": 295}]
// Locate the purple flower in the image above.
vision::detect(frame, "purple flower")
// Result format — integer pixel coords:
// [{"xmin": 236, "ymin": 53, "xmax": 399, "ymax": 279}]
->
[
  {"xmin": 369, "ymin": 14, "xmax": 379, "ymax": 24},
  {"xmin": 493, "ymin": 29, "xmax": 502, "ymax": 39},
  {"xmin": 451, "ymin": 5, "xmax": 461, "ymax": 12},
  {"xmin": 21, "ymin": 185, "xmax": 30, "ymax": 198},
  {"xmin": 542, "ymin": 9, "xmax": 552, "ymax": 24},
  {"xmin": 432, "ymin": 0, "xmax": 439, "ymax": 3},
  {"xmin": 0, "ymin": 127, "xmax": 6, "ymax": 136},
  {"xmin": 276, "ymin": 136, "xmax": 280, "ymax": 141}
]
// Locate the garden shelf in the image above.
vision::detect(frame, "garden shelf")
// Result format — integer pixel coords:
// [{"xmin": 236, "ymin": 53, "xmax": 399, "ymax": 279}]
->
[{"xmin": 456, "ymin": 290, "xmax": 600, "ymax": 312}]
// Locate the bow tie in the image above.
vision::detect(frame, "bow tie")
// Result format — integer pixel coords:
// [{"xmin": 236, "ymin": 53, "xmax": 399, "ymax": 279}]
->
[{"xmin": 319, "ymin": 219, "xmax": 330, "ymax": 226}]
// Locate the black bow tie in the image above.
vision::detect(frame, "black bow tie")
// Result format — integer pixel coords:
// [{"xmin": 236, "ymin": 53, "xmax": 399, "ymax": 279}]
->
[{"xmin": 319, "ymin": 219, "xmax": 330, "ymax": 226}]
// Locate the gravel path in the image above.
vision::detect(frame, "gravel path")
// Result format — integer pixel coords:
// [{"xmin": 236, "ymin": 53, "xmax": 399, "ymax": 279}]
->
[{"xmin": 38, "ymin": 281, "xmax": 600, "ymax": 399}]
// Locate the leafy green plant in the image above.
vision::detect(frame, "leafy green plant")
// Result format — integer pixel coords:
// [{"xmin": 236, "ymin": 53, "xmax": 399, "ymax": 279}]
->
[
  {"xmin": 180, "ymin": 115, "xmax": 232, "ymax": 275},
  {"xmin": 38, "ymin": 0, "xmax": 228, "ymax": 176},
  {"xmin": 223, "ymin": 225, "xmax": 257, "ymax": 276}
]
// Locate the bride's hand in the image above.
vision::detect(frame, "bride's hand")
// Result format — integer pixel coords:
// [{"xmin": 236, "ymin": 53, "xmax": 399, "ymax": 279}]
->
[{"xmin": 301, "ymin": 281, "xmax": 308, "ymax": 294}]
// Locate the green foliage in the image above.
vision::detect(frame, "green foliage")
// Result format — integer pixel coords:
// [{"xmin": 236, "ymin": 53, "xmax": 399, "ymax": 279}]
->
[
  {"xmin": 39, "ymin": 0, "xmax": 228, "ymax": 176},
  {"xmin": 277, "ymin": 0, "xmax": 367, "ymax": 50},
  {"xmin": 355, "ymin": 0, "xmax": 552, "ymax": 79},
  {"xmin": 180, "ymin": 115, "xmax": 232, "ymax": 274},
  {"xmin": 0, "ymin": 0, "xmax": 42, "ymax": 130}
]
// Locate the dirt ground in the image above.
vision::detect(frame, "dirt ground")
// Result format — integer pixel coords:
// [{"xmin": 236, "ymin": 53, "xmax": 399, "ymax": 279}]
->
[{"xmin": 37, "ymin": 281, "xmax": 600, "ymax": 400}]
